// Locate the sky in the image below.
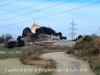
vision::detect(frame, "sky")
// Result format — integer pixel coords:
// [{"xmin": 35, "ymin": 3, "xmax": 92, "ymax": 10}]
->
[{"xmin": 0, "ymin": 0, "xmax": 100, "ymax": 40}]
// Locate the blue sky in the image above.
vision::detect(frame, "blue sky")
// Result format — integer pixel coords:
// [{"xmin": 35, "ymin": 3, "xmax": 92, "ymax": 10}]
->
[{"xmin": 0, "ymin": 0, "xmax": 100, "ymax": 40}]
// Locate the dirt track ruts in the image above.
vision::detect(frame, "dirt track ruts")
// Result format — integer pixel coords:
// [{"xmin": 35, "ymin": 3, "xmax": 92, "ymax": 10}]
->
[{"xmin": 41, "ymin": 52, "xmax": 95, "ymax": 75}]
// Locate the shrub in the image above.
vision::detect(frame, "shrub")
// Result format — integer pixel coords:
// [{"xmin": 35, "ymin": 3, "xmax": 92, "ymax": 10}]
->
[
  {"xmin": 22, "ymin": 27, "xmax": 32, "ymax": 38},
  {"xmin": 18, "ymin": 40, "xmax": 25, "ymax": 47},
  {"xmin": 17, "ymin": 36, "xmax": 22, "ymax": 40},
  {"xmin": 60, "ymin": 36, "xmax": 66, "ymax": 40},
  {"xmin": 7, "ymin": 41, "xmax": 16, "ymax": 48},
  {"xmin": 67, "ymin": 50, "xmax": 73, "ymax": 54},
  {"xmin": 83, "ymin": 35, "xmax": 92, "ymax": 42},
  {"xmin": 31, "ymin": 33, "xmax": 38, "ymax": 42},
  {"xmin": 0, "ymin": 34, "xmax": 13, "ymax": 43},
  {"xmin": 72, "ymin": 36, "xmax": 100, "ymax": 57},
  {"xmin": 0, "ymin": 36, "xmax": 5, "ymax": 43}
]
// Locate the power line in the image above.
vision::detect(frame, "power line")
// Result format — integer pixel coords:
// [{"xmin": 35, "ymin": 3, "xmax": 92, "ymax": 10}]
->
[
  {"xmin": 77, "ymin": 25, "xmax": 100, "ymax": 27},
  {"xmin": 0, "ymin": 1, "xmax": 100, "ymax": 27},
  {"xmin": 0, "ymin": 0, "xmax": 7, "ymax": 3},
  {"xmin": 0, "ymin": 0, "xmax": 73, "ymax": 22},
  {"xmin": 99, "ymin": 28, "xmax": 100, "ymax": 36},
  {"xmin": 0, "ymin": 0, "xmax": 19, "ymax": 7},
  {"xmin": 0, "ymin": 0, "xmax": 52, "ymax": 15},
  {"xmin": 77, "ymin": 29, "xmax": 96, "ymax": 32}
]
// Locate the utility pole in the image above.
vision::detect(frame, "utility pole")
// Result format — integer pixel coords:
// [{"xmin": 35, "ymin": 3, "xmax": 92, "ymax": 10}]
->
[
  {"xmin": 96, "ymin": 31, "xmax": 98, "ymax": 36},
  {"xmin": 15, "ymin": 33, "xmax": 16, "ymax": 40},
  {"xmin": 69, "ymin": 19, "xmax": 77, "ymax": 40},
  {"xmin": 99, "ymin": 28, "xmax": 100, "ymax": 36}
]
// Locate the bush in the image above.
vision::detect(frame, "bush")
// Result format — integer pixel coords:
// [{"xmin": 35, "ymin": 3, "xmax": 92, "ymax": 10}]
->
[
  {"xmin": 67, "ymin": 50, "xmax": 73, "ymax": 54},
  {"xmin": 18, "ymin": 40, "xmax": 25, "ymax": 47},
  {"xmin": 0, "ymin": 37, "xmax": 4, "ymax": 43},
  {"xmin": 7, "ymin": 41, "xmax": 16, "ymax": 48},
  {"xmin": 60, "ymin": 36, "xmax": 66, "ymax": 40},
  {"xmin": 22, "ymin": 27, "xmax": 32, "ymax": 38},
  {"xmin": 31, "ymin": 33, "xmax": 38, "ymax": 42},
  {"xmin": 83, "ymin": 35, "xmax": 92, "ymax": 42},
  {"xmin": 72, "ymin": 36, "xmax": 100, "ymax": 57},
  {"xmin": 36, "ymin": 27, "xmax": 55, "ymax": 35},
  {"xmin": 0, "ymin": 34, "xmax": 13, "ymax": 43},
  {"xmin": 17, "ymin": 36, "xmax": 22, "ymax": 40}
]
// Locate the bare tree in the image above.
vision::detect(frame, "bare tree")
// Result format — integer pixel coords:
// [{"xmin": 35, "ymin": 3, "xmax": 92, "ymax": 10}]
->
[
  {"xmin": 0, "ymin": 34, "xmax": 5, "ymax": 43},
  {"xmin": 0, "ymin": 33, "xmax": 13, "ymax": 43},
  {"xmin": 5, "ymin": 33, "xmax": 13, "ymax": 42}
]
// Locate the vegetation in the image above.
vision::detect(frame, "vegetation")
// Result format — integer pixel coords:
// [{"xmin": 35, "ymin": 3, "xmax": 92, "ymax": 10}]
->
[
  {"xmin": 0, "ymin": 58, "xmax": 40, "ymax": 75},
  {"xmin": 0, "ymin": 53, "xmax": 21, "ymax": 59},
  {"xmin": 36, "ymin": 26, "xmax": 66, "ymax": 39},
  {"xmin": 18, "ymin": 40, "xmax": 25, "ymax": 47},
  {"xmin": 0, "ymin": 46, "xmax": 23, "ymax": 59},
  {"xmin": 71, "ymin": 35, "xmax": 83, "ymax": 41},
  {"xmin": 60, "ymin": 36, "xmax": 66, "ymax": 40},
  {"xmin": 0, "ymin": 33, "xmax": 13, "ymax": 43},
  {"xmin": 22, "ymin": 27, "xmax": 32, "ymax": 38},
  {"xmin": 88, "ymin": 56, "xmax": 100, "ymax": 75},
  {"xmin": 38, "ymin": 72, "xmax": 52, "ymax": 75},
  {"xmin": 7, "ymin": 41, "xmax": 16, "ymax": 48},
  {"xmin": 5, "ymin": 39, "xmax": 25, "ymax": 48},
  {"xmin": 36, "ymin": 27, "xmax": 55, "ymax": 36},
  {"xmin": 20, "ymin": 49, "xmax": 56, "ymax": 69},
  {"xmin": 31, "ymin": 33, "xmax": 38, "ymax": 42},
  {"xmin": 67, "ymin": 35, "xmax": 100, "ymax": 75},
  {"xmin": 72, "ymin": 35, "xmax": 100, "ymax": 56},
  {"xmin": 17, "ymin": 36, "xmax": 22, "ymax": 40}
]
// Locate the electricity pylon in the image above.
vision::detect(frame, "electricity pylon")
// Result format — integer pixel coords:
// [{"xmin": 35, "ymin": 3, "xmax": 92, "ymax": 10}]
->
[{"xmin": 69, "ymin": 19, "xmax": 77, "ymax": 40}]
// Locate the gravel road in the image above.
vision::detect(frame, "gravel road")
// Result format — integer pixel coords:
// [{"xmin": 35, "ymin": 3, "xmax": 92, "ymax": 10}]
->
[
  {"xmin": 53, "ymin": 41, "xmax": 76, "ymax": 47},
  {"xmin": 41, "ymin": 52, "xmax": 95, "ymax": 75}
]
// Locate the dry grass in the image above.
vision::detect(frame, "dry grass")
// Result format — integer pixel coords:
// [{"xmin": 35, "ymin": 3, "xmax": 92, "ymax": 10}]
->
[
  {"xmin": 88, "ymin": 56, "xmax": 100, "ymax": 75},
  {"xmin": 66, "ymin": 49, "xmax": 73, "ymax": 54},
  {"xmin": 20, "ymin": 49, "xmax": 56, "ymax": 69},
  {"xmin": 0, "ymin": 58, "xmax": 39, "ymax": 75},
  {"xmin": 28, "ymin": 59, "xmax": 56, "ymax": 69},
  {"xmin": 36, "ymin": 42, "xmax": 53, "ymax": 46},
  {"xmin": 30, "ymin": 45, "xmax": 70, "ymax": 52},
  {"xmin": 70, "ymin": 36, "xmax": 100, "ymax": 57},
  {"xmin": 38, "ymin": 72, "xmax": 52, "ymax": 75},
  {"xmin": 93, "ymin": 37, "xmax": 100, "ymax": 54},
  {"xmin": 68, "ymin": 36, "xmax": 100, "ymax": 75}
]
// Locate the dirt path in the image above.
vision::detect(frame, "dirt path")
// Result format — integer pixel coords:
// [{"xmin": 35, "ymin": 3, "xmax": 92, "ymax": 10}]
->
[{"xmin": 41, "ymin": 52, "xmax": 95, "ymax": 75}]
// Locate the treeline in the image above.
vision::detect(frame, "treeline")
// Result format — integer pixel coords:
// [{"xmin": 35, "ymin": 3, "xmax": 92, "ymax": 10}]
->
[
  {"xmin": 5, "ymin": 36, "xmax": 25, "ymax": 48},
  {"xmin": 36, "ymin": 27, "xmax": 67, "ymax": 40},
  {"xmin": 0, "ymin": 34, "xmax": 13, "ymax": 43},
  {"xmin": 1, "ymin": 26, "xmax": 66, "ymax": 48},
  {"xmin": 6, "ymin": 39, "xmax": 25, "ymax": 48},
  {"xmin": 72, "ymin": 35, "xmax": 83, "ymax": 41},
  {"xmin": 22, "ymin": 27, "xmax": 67, "ymax": 40},
  {"xmin": 0, "ymin": 34, "xmax": 25, "ymax": 48}
]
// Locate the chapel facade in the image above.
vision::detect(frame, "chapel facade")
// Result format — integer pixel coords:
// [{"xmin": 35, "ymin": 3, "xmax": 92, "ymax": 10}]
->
[{"xmin": 31, "ymin": 22, "xmax": 40, "ymax": 33}]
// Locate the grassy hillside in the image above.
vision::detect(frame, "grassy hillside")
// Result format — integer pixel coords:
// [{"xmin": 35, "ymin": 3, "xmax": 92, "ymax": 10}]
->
[{"xmin": 67, "ymin": 36, "xmax": 100, "ymax": 75}]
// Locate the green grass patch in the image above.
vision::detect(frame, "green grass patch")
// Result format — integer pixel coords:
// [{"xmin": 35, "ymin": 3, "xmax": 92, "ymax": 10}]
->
[
  {"xmin": 88, "ymin": 56, "xmax": 100, "ymax": 75},
  {"xmin": 32, "ymin": 57, "xmax": 43, "ymax": 61},
  {"xmin": 0, "ymin": 58, "xmax": 40, "ymax": 75},
  {"xmin": 0, "ymin": 46, "xmax": 23, "ymax": 52},
  {"xmin": 37, "ymin": 72, "xmax": 52, "ymax": 75},
  {"xmin": 0, "ymin": 46, "xmax": 36, "ymax": 59},
  {"xmin": 0, "ymin": 46, "xmax": 23, "ymax": 59},
  {"xmin": 0, "ymin": 53, "xmax": 21, "ymax": 59}
]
